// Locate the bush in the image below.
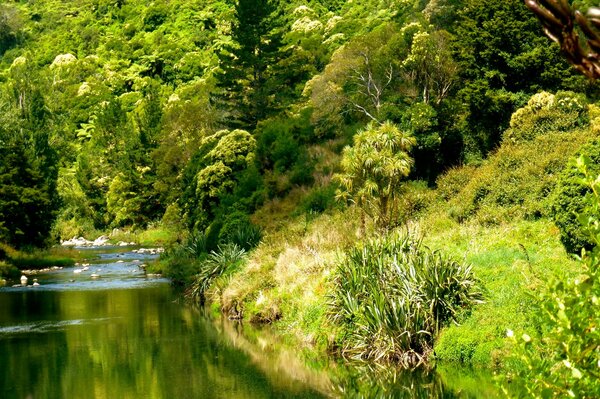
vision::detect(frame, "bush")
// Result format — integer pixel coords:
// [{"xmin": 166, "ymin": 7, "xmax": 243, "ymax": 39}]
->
[
  {"xmin": 504, "ymin": 91, "xmax": 588, "ymax": 144},
  {"xmin": 436, "ymin": 165, "xmax": 476, "ymax": 201},
  {"xmin": 445, "ymin": 130, "xmax": 597, "ymax": 225},
  {"xmin": 217, "ymin": 211, "xmax": 262, "ymax": 250},
  {"xmin": 156, "ymin": 246, "xmax": 198, "ymax": 286},
  {"xmin": 508, "ymin": 156, "xmax": 600, "ymax": 398},
  {"xmin": 328, "ymin": 233, "xmax": 483, "ymax": 366},
  {"xmin": 299, "ymin": 184, "xmax": 337, "ymax": 214},
  {"xmin": 0, "ymin": 260, "xmax": 19, "ymax": 279},
  {"xmin": 551, "ymin": 139, "xmax": 600, "ymax": 254},
  {"xmin": 186, "ymin": 243, "xmax": 246, "ymax": 303}
]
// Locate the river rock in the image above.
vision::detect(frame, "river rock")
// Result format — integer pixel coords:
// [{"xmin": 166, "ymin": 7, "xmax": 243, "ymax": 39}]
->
[{"xmin": 93, "ymin": 235, "xmax": 110, "ymax": 246}]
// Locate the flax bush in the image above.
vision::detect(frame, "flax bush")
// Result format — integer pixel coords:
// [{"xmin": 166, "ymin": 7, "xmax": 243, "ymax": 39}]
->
[
  {"xmin": 329, "ymin": 233, "xmax": 483, "ymax": 366},
  {"xmin": 186, "ymin": 243, "xmax": 247, "ymax": 304}
]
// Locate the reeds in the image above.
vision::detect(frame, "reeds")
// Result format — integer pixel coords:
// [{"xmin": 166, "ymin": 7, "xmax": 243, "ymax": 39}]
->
[
  {"xmin": 329, "ymin": 233, "xmax": 483, "ymax": 366},
  {"xmin": 186, "ymin": 243, "xmax": 247, "ymax": 303}
]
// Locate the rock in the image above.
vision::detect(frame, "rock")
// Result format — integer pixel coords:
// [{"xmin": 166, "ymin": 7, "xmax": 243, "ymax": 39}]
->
[
  {"xmin": 20, "ymin": 275, "xmax": 28, "ymax": 286},
  {"xmin": 91, "ymin": 274, "xmax": 100, "ymax": 278},
  {"xmin": 92, "ymin": 235, "xmax": 110, "ymax": 246}
]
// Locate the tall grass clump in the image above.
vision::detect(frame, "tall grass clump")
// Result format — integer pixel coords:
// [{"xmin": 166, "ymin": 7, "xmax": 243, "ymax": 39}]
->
[
  {"xmin": 329, "ymin": 233, "xmax": 483, "ymax": 366},
  {"xmin": 186, "ymin": 243, "xmax": 247, "ymax": 304}
]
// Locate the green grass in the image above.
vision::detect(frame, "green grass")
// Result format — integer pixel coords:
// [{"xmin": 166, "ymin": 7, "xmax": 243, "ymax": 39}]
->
[
  {"xmin": 204, "ymin": 114, "xmax": 593, "ymax": 371},
  {"xmin": 422, "ymin": 215, "xmax": 577, "ymax": 367},
  {"xmin": 0, "ymin": 244, "xmax": 79, "ymax": 273}
]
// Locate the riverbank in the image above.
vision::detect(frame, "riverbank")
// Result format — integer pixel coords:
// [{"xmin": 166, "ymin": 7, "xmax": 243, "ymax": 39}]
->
[
  {"xmin": 198, "ymin": 125, "xmax": 591, "ymax": 371},
  {"xmin": 212, "ymin": 203, "xmax": 575, "ymax": 371}
]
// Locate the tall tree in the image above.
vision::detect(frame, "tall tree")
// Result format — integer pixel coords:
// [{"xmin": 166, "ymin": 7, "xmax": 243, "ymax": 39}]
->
[
  {"xmin": 216, "ymin": 0, "xmax": 284, "ymax": 130},
  {"xmin": 0, "ymin": 62, "xmax": 59, "ymax": 248}
]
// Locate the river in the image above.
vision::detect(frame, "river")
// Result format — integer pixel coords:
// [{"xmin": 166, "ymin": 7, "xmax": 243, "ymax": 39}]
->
[{"xmin": 0, "ymin": 247, "xmax": 503, "ymax": 398}]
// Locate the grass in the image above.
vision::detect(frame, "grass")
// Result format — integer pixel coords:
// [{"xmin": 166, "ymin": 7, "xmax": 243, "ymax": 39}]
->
[
  {"xmin": 0, "ymin": 243, "xmax": 79, "ymax": 275},
  {"xmin": 421, "ymin": 213, "xmax": 577, "ymax": 367},
  {"xmin": 188, "ymin": 108, "xmax": 594, "ymax": 371},
  {"xmin": 109, "ymin": 224, "xmax": 182, "ymax": 247},
  {"xmin": 214, "ymin": 187, "xmax": 579, "ymax": 370}
]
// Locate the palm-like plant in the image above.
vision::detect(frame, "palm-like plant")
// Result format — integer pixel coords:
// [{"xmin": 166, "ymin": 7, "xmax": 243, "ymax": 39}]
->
[{"xmin": 336, "ymin": 121, "xmax": 416, "ymax": 233}]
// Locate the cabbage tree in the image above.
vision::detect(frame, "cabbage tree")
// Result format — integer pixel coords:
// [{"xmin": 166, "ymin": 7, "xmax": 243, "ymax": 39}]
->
[{"xmin": 336, "ymin": 121, "xmax": 415, "ymax": 232}]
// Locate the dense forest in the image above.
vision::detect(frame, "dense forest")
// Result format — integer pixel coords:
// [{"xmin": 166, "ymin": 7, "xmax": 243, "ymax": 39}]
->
[{"xmin": 1, "ymin": 0, "xmax": 600, "ymax": 396}]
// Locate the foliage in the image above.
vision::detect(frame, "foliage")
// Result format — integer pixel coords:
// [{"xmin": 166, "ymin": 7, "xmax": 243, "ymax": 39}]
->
[
  {"xmin": 186, "ymin": 243, "xmax": 247, "ymax": 303},
  {"xmin": 445, "ymin": 118, "xmax": 597, "ymax": 225},
  {"xmin": 452, "ymin": 0, "xmax": 589, "ymax": 156},
  {"xmin": 335, "ymin": 121, "xmax": 416, "ymax": 231},
  {"xmin": 181, "ymin": 129, "xmax": 257, "ymax": 231},
  {"xmin": 216, "ymin": 0, "xmax": 284, "ymax": 129},
  {"xmin": 329, "ymin": 232, "xmax": 483, "ymax": 365},
  {"xmin": 0, "ymin": 68, "xmax": 60, "ymax": 248},
  {"xmin": 504, "ymin": 91, "xmax": 589, "ymax": 144},
  {"xmin": 507, "ymin": 156, "xmax": 600, "ymax": 398},
  {"xmin": 299, "ymin": 183, "xmax": 338, "ymax": 214},
  {"xmin": 551, "ymin": 139, "xmax": 600, "ymax": 254}
]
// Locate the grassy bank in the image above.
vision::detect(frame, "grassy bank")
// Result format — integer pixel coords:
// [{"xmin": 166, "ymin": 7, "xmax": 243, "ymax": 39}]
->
[
  {"xmin": 0, "ymin": 243, "xmax": 79, "ymax": 279},
  {"xmin": 200, "ymin": 112, "xmax": 597, "ymax": 370}
]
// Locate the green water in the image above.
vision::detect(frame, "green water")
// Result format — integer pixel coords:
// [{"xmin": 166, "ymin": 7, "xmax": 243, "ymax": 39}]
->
[{"xmin": 0, "ymin": 248, "xmax": 504, "ymax": 398}]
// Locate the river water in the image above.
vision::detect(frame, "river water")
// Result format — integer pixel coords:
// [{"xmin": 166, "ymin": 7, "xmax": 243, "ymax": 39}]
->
[{"xmin": 0, "ymin": 247, "xmax": 503, "ymax": 398}]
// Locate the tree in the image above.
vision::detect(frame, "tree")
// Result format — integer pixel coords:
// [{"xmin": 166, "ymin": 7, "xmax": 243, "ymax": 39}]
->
[
  {"xmin": 216, "ymin": 0, "xmax": 284, "ymax": 129},
  {"xmin": 0, "ymin": 62, "xmax": 59, "ymax": 248},
  {"xmin": 453, "ymin": 0, "xmax": 587, "ymax": 157},
  {"xmin": 335, "ymin": 121, "xmax": 416, "ymax": 233},
  {"xmin": 181, "ymin": 129, "xmax": 256, "ymax": 232}
]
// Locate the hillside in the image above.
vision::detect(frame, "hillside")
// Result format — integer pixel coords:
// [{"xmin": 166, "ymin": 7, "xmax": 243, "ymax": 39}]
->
[{"xmin": 1, "ymin": 0, "xmax": 600, "ymax": 396}]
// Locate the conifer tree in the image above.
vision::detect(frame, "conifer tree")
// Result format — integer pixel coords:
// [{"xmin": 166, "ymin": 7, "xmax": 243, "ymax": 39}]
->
[
  {"xmin": 0, "ymin": 85, "xmax": 59, "ymax": 248},
  {"xmin": 216, "ymin": 0, "xmax": 283, "ymax": 130}
]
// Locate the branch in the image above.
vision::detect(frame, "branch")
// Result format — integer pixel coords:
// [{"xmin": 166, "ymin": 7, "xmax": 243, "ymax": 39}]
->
[
  {"xmin": 525, "ymin": 0, "xmax": 600, "ymax": 79},
  {"xmin": 351, "ymin": 101, "xmax": 381, "ymax": 124}
]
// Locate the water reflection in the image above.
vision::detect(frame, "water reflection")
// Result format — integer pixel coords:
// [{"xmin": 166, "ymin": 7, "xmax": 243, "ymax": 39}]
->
[
  {"xmin": 0, "ymin": 249, "xmax": 504, "ymax": 398},
  {"xmin": 0, "ymin": 283, "xmax": 324, "ymax": 398}
]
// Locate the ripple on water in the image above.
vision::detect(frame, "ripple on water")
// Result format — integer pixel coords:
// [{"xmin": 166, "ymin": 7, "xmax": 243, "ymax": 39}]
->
[{"xmin": 0, "ymin": 317, "xmax": 118, "ymax": 335}]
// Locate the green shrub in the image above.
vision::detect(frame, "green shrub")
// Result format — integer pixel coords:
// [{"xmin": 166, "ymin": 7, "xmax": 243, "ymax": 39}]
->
[
  {"xmin": 328, "ymin": 233, "xmax": 483, "ymax": 366},
  {"xmin": 216, "ymin": 211, "xmax": 262, "ymax": 250},
  {"xmin": 436, "ymin": 165, "xmax": 477, "ymax": 201},
  {"xmin": 508, "ymin": 156, "xmax": 600, "ymax": 398},
  {"xmin": 396, "ymin": 181, "xmax": 435, "ymax": 225},
  {"xmin": 289, "ymin": 150, "xmax": 315, "ymax": 186},
  {"xmin": 299, "ymin": 184, "xmax": 337, "ymax": 214},
  {"xmin": 156, "ymin": 246, "xmax": 198, "ymax": 286},
  {"xmin": 0, "ymin": 260, "xmax": 19, "ymax": 279},
  {"xmin": 504, "ymin": 91, "xmax": 588, "ymax": 144},
  {"xmin": 186, "ymin": 243, "xmax": 246, "ymax": 303},
  {"xmin": 446, "ymin": 130, "xmax": 597, "ymax": 225},
  {"xmin": 551, "ymin": 139, "xmax": 600, "ymax": 254}
]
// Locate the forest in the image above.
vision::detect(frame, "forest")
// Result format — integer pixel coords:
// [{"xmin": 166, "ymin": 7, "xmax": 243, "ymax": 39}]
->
[{"xmin": 0, "ymin": 0, "xmax": 599, "ymax": 396}]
